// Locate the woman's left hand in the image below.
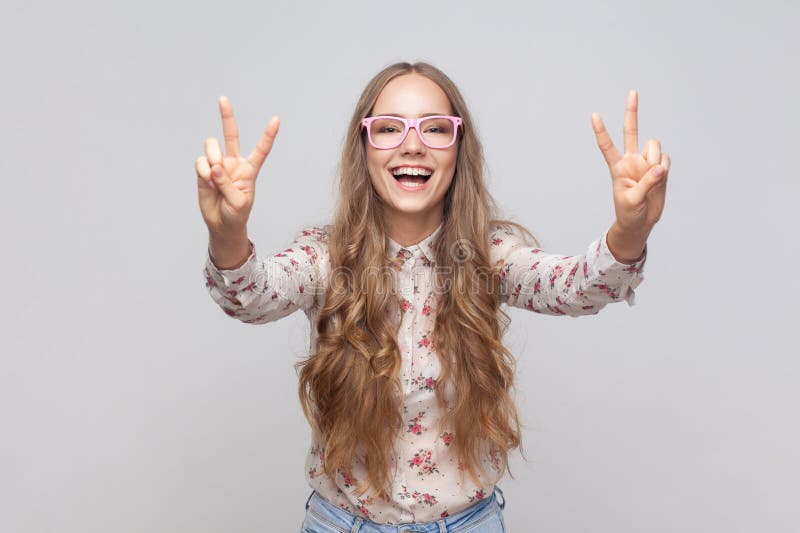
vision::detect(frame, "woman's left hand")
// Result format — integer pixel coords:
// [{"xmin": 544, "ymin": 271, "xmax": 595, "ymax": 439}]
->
[{"xmin": 592, "ymin": 90, "xmax": 670, "ymax": 237}]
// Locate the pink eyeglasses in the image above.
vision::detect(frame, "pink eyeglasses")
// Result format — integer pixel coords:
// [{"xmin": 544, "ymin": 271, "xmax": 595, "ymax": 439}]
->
[{"xmin": 361, "ymin": 115, "xmax": 463, "ymax": 149}]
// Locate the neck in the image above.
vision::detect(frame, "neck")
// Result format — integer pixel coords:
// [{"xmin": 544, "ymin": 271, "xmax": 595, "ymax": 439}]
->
[{"xmin": 384, "ymin": 206, "xmax": 444, "ymax": 246}]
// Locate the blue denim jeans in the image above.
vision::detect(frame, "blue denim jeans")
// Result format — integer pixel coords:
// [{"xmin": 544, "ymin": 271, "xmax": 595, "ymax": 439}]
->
[{"xmin": 301, "ymin": 486, "xmax": 506, "ymax": 532}]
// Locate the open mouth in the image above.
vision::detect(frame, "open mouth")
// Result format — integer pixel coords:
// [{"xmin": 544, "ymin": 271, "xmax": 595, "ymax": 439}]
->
[{"xmin": 391, "ymin": 166, "xmax": 432, "ymax": 188}]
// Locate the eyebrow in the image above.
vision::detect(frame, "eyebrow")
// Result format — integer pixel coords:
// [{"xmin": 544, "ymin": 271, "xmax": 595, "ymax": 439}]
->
[{"xmin": 373, "ymin": 112, "xmax": 450, "ymax": 118}]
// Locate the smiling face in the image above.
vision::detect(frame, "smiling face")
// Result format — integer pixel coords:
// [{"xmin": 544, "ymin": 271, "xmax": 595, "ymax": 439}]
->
[{"xmin": 365, "ymin": 73, "xmax": 458, "ymax": 233}]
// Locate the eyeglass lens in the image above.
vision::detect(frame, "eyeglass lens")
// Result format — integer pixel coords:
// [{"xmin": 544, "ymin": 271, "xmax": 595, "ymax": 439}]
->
[{"xmin": 369, "ymin": 117, "xmax": 456, "ymax": 148}]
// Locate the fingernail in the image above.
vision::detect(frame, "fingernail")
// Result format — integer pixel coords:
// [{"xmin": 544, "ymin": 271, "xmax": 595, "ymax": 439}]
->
[{"xmin": 653, "ymin": 166, "xmax": 664, "ymax": 177}]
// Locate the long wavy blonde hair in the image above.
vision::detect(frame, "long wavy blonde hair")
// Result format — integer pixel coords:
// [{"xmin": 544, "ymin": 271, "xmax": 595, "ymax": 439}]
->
[{"xmin": 295, "ymin": 61, "xmax": 537, "ymax": 499}]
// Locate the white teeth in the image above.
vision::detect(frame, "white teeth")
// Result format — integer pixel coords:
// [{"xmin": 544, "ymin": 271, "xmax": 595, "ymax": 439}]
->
[{"xmin": 392, "ymin": 167, "xmax": 432, "ymax": 177}]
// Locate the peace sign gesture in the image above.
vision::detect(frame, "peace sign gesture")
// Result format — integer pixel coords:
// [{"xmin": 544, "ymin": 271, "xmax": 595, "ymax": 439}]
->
[
  {"xmin": 195, "ymin": 96, "xmax": 280, "ymax": 235},
  {"xmin": 592, "ymin": 90, "xmax": 670, "ymax": 243}
]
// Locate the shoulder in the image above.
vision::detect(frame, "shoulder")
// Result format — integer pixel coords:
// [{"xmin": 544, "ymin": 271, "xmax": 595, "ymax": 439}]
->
[
  {"xmin": 295, "ymin": 224, "xmax": 331, "ymax": 245},
  {"xmin": 488, "ymin": 220, "xmax": 539, "ymax": 251}
]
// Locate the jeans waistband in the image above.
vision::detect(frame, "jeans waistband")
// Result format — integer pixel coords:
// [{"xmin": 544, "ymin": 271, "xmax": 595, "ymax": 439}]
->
[{"xmin": 304, "ymin": 485, "xmax": 505, "ymax": 532}]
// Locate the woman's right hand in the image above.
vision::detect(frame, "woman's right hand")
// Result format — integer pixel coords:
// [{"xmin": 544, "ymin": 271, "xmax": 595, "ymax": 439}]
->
[{"xmin": 195, "ymin": 96, "xmax": 280, "ymax": 235}]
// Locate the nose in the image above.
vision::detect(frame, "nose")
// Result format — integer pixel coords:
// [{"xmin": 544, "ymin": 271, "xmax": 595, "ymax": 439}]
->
[{"xmin": 400, "ymin": 125, "xmax": 425, "ymax": 154}]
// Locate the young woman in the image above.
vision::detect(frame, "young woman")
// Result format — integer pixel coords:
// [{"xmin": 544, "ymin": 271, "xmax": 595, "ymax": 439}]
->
[{"xmin": 196, "ymin": 62, "xmax": 670, "ymax": 532}]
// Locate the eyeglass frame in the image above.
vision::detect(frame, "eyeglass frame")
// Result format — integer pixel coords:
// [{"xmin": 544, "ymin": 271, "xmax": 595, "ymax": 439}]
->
[{"xmin": 360, "ymin": 115, "xmax": 464, "ymax": 150}]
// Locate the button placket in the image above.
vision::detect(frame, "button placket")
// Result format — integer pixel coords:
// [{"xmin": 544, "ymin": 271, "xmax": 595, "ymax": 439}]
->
[{"xmin": 398, "ymin": 261, "xmax": 415, "ymax": 395}]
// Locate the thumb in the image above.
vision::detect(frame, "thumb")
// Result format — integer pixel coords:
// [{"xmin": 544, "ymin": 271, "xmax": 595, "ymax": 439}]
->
[
  {"xmin": 210, "ymin": 164, "xmax": 246, "ymax": 208},
  {"xmin": 630, "ymin": 164, "xmax": 665, "ymax": 205}
]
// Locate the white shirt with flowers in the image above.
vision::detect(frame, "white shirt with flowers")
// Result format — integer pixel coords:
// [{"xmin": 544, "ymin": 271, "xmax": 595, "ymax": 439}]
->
[{"xmin": 203, "ymin": 221, "xmax": 645, "ymax": 524}]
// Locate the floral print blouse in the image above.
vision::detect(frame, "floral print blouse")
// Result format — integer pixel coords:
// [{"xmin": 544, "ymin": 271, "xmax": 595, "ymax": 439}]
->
[{"xmin": 203, "ymin": 221, "xmax": 646, "ymax": 524}]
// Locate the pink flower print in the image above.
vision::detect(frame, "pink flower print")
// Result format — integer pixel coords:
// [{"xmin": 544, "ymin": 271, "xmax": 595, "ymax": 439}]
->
[
  {"xmin": 492, "ymin": 237, "xmax": 503, "ymax": 246},
  {"xmin": 421, "ymin": 492, "xmax": 437, "ymax": 505},
  {"xmin": 242, "ymin": 281, "xmax": 257, "ymax": 293},
  {"xmin": 233, "ymin": 276, "xmax": 245, "ymax": 285},
  {"xmin": 499, "ymin": 263, "xmax": 510, "ymax": 283},
  {"xmin": 355, "ymin": 496, "xmax": 374, "ymax": 519},
  {"xmin": 411, "ymin": 375, "xmax": 437, "ymax": 392},
  {"xmin": 533, "ymin": 279, "xmax": 541, "ymax": 294},
  {"xmin": 511, "ymin": 283, "xmax": 522, "ymax": 300},
  {"xmin": 440, "ymin": 510, "xmax": 450, "ymax": 518},
  {"xmin": 408, "ymin": 449, "xmax": 439, "ymax": 477},
  {"xmin": 400, "ymin": 298, "xmax": 412, "ymax": 313},
  {"xmin": 223, "ymin": 307, "xmax": 237, "ymax": 317},
  {"xmin": 421, "ymin": 294, "xmax": 433, "ymax": 316},
  {"xmin": 420, "ymin": 463, "xmax": 439, "ymax": 476},
  {"xmin": 339, "ymin": 468, "xmax": 356, "ymax": 488},
  {"xmin": 418, "ymin": 334, "xmax": 432, "ymax": 350},
  {"xmin": 440, "ymin": 432, "xmax": 454, "ymax": 446},
  {"xmin": 204, "ymin": 271, "xmax": 216, "ymax": 289},
  {"xmin": 592, "ymin": 283, "xmax": 618, "ymax": 299},
  {"xmin": 301, "ymin": 227, "xmax": 322, "ymax": 240},
  {"xmin": 549, "ymin": 264, "xmax": 564, "ymax": 288},
  {"xmin": 623, "ymin": 260, "xmax": 644, "ymax": 274},
  {"xmin": 468, "ymin": 489, "xmax": 486, "ymax": 503},
  {"xmin": 398, "ymin": 486, "xmax": 439, "ymax": 506},
  {"xmin": 564, "ymin": 262, "xmax": 579, "ymax": 290},
  {"xmin": 308, "ymin": 467, "xmax": 318, "ymax": 479},
  {"xmin": 407, "ymin": 411, "xmax": 426, "ymax": 435},
  {"xmin": 398, "ymin": 485, "xmax": 411, "ymax": 500},
  {"xmin": 299, "ymin": 244, "xmax": 318, "ymax": 264}
]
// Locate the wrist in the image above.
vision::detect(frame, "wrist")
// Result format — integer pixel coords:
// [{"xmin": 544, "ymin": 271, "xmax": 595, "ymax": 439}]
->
[
  {"xmin": 208, "ymin": 229, "xmax": 252, "ymax": 270},
  {"xmin": 607, "ymin": 221, "xmax": 650, "ymax": 264}
]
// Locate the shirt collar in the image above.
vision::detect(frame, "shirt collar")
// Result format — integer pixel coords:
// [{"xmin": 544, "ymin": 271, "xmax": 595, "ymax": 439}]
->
[{"xmin": 386, "ymin": 222, "xmax": 443, "ymax": 265}]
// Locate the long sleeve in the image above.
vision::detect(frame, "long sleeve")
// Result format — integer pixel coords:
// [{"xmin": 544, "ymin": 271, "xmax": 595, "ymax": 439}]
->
[
  {"xmin": 489, "ymin": 223, "xmax": 646, "ymax": 317},
  {"xmin": 203, "ymin": 225, "xmax": 329, "ymax": 324}
]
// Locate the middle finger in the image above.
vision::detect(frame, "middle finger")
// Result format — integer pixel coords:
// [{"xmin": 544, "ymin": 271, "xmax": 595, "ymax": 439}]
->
[
  {"xmin": 218, "ymin": 96, "xmax": 241, "ymax": 158},
  {"xmin": 624, "ymin": 89, "xmax": 639, "ymax": 155}
]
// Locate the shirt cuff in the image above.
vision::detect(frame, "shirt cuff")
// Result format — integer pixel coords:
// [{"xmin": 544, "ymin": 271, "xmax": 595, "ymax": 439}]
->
[
  {"xmin": 591, "ymin": 231, "xmax": 647, "ymax": 306},
  {"xmin": 204, "ymin": 240, "xmax": 261, "ymax": 308}
]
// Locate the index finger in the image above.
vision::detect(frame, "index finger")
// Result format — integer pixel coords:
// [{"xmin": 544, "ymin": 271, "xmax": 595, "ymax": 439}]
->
[
  {"xmin": 247, "ymin": 116, "xmax": 281, "ymax": 171},
  {"xmin": 218, "ymin": 96, "xmax": 240, "ymax": 158},
  {"xmin": 591, "ymin": 112, "xmax": 621, "ymax": 167},
  {"xmin": 624, "ymin": 89, "xmax": 639, "ymax": 155}
]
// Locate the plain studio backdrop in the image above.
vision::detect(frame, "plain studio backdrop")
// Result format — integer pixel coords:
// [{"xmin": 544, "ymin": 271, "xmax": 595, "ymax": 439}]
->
[{"xmin": 1, "ymin": 1, "xmax": 798, "ymax": 532}]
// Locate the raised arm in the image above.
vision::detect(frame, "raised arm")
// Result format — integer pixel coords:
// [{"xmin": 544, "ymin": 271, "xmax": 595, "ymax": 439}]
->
[
  {"xmin": 204, "ymin": 226, "xmax": 329, "ymax": 324},
  {"xmin": 490, "ymin": 223, "xmax": 646, "ymax": 316},
  {"xmin": 196, "ymin": 97, "xmax": 330, "ymax": 324}
]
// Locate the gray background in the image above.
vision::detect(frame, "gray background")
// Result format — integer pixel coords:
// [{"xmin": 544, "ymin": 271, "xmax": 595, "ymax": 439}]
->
[{"xmin": 1, "ymin": 1, "xmax": 798, "ymax": 531}]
